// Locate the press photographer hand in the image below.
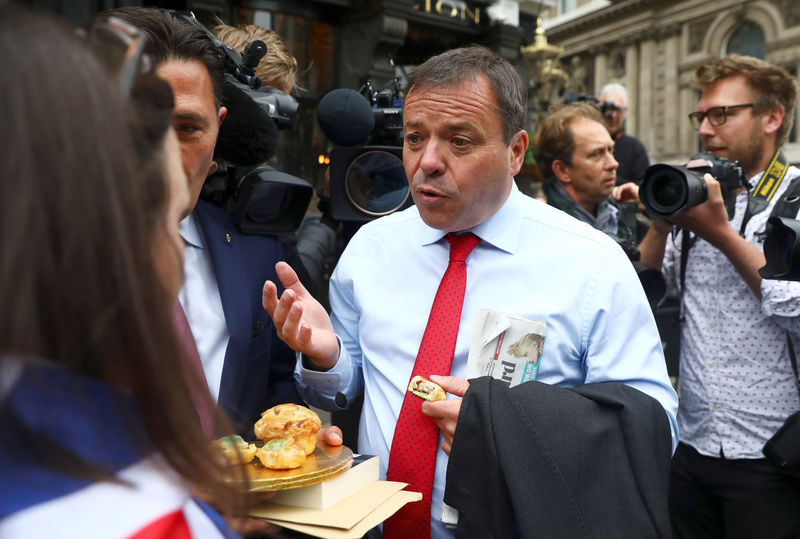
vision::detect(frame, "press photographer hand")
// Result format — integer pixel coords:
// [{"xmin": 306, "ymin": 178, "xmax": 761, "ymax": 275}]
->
[
  {"xmin": 668, "ymin": 173, "xmax": 733, "ymax": 244},
  {"xmin": 263, "ymin": 262, "xmax": 340, "ymax": 370},
  {"xmin": 670, "ymin": 173, "xmax": 766, "ymax": 298}
]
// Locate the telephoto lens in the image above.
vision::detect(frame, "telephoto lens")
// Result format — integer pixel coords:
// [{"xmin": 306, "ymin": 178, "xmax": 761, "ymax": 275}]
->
[{"xmin": 639, "ymin": 164, "xmax": 708, "ymax": 218}]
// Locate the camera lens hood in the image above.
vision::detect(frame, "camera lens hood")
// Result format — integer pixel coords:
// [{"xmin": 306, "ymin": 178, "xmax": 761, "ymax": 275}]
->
[{"xmin": 640, "ymin": 163, "xmax": 708, "ymax": 218}]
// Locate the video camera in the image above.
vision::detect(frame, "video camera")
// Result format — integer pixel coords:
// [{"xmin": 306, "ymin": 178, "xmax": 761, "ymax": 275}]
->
[
  {"xmin": 172, "ymin": 11, "xmax": 312, "ymax": 235},
  {"xmin": 639, "ymin": 153, "xmax": 747, "ymax": 219},
  {"xmin": 316, "ymin": 65, "xmax": 412, "ymax": 222},
  {"xmin": 563, "ymin": 91, "xmax": 621, "ymax": 117}
]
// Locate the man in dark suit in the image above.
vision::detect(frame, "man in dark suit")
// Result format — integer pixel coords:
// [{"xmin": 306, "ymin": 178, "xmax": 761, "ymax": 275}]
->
[{"xmin": 108, "ymin": 7, "xmax": 306, "ymax": 433}]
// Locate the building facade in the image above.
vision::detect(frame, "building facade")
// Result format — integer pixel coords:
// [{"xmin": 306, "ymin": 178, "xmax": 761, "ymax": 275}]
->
[{"xmin": 536, "ymin": 0, "xmax": 800, "ymax": 165}]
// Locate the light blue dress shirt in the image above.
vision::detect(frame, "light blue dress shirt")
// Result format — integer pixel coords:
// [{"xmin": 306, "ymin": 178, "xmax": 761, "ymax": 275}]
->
[
  {"xmin": 295, "ymin": 184, "xmax": 678, "ymax": 538},
  {"xmin": 178, "ymin": 213, "xmax": 229, "ymax": 402}
]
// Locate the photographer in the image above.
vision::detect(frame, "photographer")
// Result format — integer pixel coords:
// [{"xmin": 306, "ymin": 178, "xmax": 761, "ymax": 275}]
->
[
  {"xmin": 634, "ymin": 55, "xmax": 800, "ymax": 537},
  {"xmin": 599, "ymin": 83, "xmax": 650, "ymax": 185},
  {"xmin": 212, "ymin": 23, "xmax": 298, "ymax": 96}
]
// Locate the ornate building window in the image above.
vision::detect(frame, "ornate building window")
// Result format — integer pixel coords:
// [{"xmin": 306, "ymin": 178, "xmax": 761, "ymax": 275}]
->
[
  {"xmin": 560, "ymin": 0, "xmax": 577, "ymax": 15},
  {"xmin": 723, "ymin": 20, "xmax": 766, "ymax": 59}
]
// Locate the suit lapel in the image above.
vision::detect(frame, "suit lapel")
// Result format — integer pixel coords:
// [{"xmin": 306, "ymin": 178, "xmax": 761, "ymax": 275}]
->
[{"xmin": 192, "ymin": 201, "xmax": 251, "ymax": 414}]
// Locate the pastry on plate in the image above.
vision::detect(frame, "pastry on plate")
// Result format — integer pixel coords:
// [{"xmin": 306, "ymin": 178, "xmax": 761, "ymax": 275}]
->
[
  {"xmin": 254, "ymin": 403, "xmax": 322, "ymax": 455},
  {"xmin": 212, "ymin": 434, "xmax": 258, "ymax": 465},
  {"xmin": 255, "ymin": 437, "xmax": 307, "ymax": 470}
]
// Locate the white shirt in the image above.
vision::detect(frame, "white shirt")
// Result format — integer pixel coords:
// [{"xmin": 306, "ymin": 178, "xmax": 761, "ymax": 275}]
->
[
  {"xmin": 663, "ymin": 164, "xmax": 800, "ymax": 459},
  {"xmin": 295, "ymin": 184, "xmax": 679, "ymax": 539},
  {"xmin": 178, "ymin": 213, "xmax": 229, "ymax": 402}
]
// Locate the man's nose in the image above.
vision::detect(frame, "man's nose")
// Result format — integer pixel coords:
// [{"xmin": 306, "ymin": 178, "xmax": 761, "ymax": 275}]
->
[
  {"xmin": 606, "ymin": 151, "xmax": 619, "ymax": 171},
  {"xmin": 418, "ymin": 139, "xmax": 445, "ymax": 176},
  {"xmin": 697, "ymin": 115, "xmax": 715, "ymax": 137}
]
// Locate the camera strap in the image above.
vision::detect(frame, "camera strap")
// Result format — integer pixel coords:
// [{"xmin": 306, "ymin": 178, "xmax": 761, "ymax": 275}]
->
[
  {"xmin": 740, "ymin": 149, "xmax": 789, "ymax": 235},
  {"xmin": 787, "ymin": 334, "xmax": 800, "ymax": 398}
]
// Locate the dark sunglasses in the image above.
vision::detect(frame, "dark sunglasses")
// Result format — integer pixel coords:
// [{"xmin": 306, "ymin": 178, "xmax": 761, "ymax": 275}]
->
[{"xmin": 78, "ymin": 16, "xmax": 153, "ymax": 96}]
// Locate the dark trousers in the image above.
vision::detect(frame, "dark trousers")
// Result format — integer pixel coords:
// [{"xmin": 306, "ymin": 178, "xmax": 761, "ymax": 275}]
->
[{"xmin": 669, "ymin": 442, "xmax": 800, "ymax": 539}]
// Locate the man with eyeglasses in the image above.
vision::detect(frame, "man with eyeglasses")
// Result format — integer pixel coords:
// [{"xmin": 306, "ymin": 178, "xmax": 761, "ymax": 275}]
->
[
  {"xmin": 599, "ymin": 83, "xmax": 650, "ymax": 185},
  {"xmin": 635, "ymin": 54, "xmax": 800, "ymax": 538}
]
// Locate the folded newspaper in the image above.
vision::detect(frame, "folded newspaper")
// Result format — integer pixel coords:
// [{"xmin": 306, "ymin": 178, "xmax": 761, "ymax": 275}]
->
[
  {"xmin": 443, "ymin": 309, "xmax": 547, "ymax": 528},
  {"xmin": 465, "ymin": 309, "xmax": 547, "ymax": 386}
]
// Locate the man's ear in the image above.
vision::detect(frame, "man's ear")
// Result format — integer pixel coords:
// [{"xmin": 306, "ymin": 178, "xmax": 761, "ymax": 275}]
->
[
  {"xmin": 207, "ymin": 106, "xmax": 228, "ymax": 178},
  {"xmin": 552, "ymin": 159, "xmax": 571, "ymax": 184},
  {"xmin": 217, "ymin": 105, "xmax": 228, "ymax": 128},
  {"xmin": 762, "ymin": 106, "xmax": 784, "ymax": 137},
  {"xmin": 509, "ymin": 130, "xmax": 529, "ymax": 175}
]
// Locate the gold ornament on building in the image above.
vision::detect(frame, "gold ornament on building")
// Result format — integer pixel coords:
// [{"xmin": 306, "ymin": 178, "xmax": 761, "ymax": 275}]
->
[{"xmin": 521, "ymin": 17, "xmax": 567, "ymax": 89}]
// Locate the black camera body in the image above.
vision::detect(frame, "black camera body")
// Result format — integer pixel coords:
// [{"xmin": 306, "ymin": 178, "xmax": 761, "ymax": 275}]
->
[
  {"xmin": 639, "ymin": 153, "xmax": 747, "ymax": 219},
  {"xmin": 759, "ymin": 216, "xmax": 800, "ymax": 281},
  {"xmin": 563, "ymin": 91, "xmax": 620, "ymax": 117}
]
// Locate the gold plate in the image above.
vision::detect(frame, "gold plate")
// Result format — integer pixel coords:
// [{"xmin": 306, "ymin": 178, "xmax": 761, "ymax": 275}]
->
[{"xmin": 242, "ymin": 442, "xmax": 353, "ymax": 492}]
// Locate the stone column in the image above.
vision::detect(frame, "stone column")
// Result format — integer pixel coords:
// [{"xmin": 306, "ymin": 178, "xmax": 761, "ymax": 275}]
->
[
  {"xmin": 638, "ymin": 38, "xmax": 656, "ymax": 157},
  {"xmin": 624, "ymin": 43, "xmax": 639, "ymax": 138},
  {"xmin": 593, "ymin": 51, "xmax": 608, "ymax": 96},
  {"xmin": 679, "ymin": 84, "xmax": 696, "ymax": 157},
  {"xmin": 662, "ymin": 33, "xmax": 680, "ymax": 157}
]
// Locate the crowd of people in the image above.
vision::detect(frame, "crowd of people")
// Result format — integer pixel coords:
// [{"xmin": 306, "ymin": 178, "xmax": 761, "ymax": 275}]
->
[{"xmin": 0, "ymin": 2, "xmax": 798, "ymax": 538}]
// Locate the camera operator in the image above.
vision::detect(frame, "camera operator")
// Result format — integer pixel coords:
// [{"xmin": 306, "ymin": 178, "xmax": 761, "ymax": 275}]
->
[
  {"xmin": 599, "ymin": 83, "xmax": 650, "ymax": 185},
  {"xmin": 212, "ymin": 23, "xmax": 297, "ymax": 96},
  {"xmin": 98, "ymin": 8, "xmax": 320, "ymax": 437},
  {"xmin": 633, "ymin": 55, "xmax": 800, "ymax": 537},
  {"xmin": 536, "ymin": 102, "xmax": 647, "ymax": 260}
]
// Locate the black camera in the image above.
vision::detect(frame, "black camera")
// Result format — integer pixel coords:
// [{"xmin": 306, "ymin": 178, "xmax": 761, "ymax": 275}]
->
[
  {"xmin": 759, "ymin": 216, "xmax": 800, "ymax": 281},
  {"xmin": 563, "ymin": 92, "xmax": 620, "ymax": 116},
  {"xmin": 639, "ymin": 153, "xmax": 747, "ymax": 219},
  {"xmin": 763, "ymin": 410, "xmax": 800, "ymax": 477},
  {"xmin": 316, "ymin": 70, "xmax": 412, "ymax": 222},
  {"xmin": 172, "ymin": 11, "xmax": 311, "ymax": 235}
]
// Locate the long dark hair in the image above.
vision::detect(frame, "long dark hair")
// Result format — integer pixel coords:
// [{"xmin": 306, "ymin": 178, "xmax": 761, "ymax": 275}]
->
[{"xmin": 0, "ymin": 4, "xmax": 245, "ymax": 514}]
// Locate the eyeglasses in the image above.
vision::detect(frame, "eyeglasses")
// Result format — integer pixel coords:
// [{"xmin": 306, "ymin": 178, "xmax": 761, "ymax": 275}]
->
[
  {"xmin": 688, "ymin": 103, "xmax": 754, "ymax": 129},
  {"xmin": 78, "ymin": 16, "xmax": 153, "ymax": 96}
]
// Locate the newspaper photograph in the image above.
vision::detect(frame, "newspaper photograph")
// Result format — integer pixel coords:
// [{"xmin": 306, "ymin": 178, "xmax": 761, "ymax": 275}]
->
[{"xmin": 465, "ymin": 309, "xmax": 547, "ymax": 388}]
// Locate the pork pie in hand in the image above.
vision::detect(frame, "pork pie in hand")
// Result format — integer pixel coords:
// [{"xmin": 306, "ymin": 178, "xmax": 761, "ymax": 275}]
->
[{"xmin": 408, "ymin": 376, "xmax": 446, "ymax": 401}]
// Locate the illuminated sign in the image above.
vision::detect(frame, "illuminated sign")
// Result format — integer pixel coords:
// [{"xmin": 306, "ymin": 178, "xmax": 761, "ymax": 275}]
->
[{"xmin": 412, "ymin": 0, "xmax": 482, "ymax": 25}]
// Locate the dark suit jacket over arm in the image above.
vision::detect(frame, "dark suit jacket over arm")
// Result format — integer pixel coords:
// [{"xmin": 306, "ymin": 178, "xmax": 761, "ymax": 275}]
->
[{"xmin": 444, "ymin": 377, "xmax": 672, "ymax": 538}]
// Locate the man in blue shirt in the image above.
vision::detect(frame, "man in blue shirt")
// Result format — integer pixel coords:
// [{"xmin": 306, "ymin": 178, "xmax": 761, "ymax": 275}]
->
[{"xmin": 264, "ymin": 45, "xmax": 678, "ymax": 538}]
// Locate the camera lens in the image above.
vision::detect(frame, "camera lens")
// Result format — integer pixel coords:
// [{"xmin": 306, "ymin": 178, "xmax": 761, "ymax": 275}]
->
[
  {"xmin": 640, "ymin": 163, "xmax": 708, "ymax": 218},
  {"xmin": 649, "ymin": 171, "xmax": 686, "ymax": 209},
  {"xmin": 345, "ymin": 149, "xmax": 409, "ymax": 216}
]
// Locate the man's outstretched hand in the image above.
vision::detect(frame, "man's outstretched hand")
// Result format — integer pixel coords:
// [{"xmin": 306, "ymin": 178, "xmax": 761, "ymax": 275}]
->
[{"xmin": 263, "ymin": 262, "xmax": 339, "ymax": 370}]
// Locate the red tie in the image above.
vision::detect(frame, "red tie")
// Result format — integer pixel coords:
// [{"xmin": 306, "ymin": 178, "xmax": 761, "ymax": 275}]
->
[
  {"xmin": 383, "ymin": 233, "xmax": 481, "ymax": 539},
  {"xmin": 173, "ymin": 301, "xmax": 215, "ymax": 439}
]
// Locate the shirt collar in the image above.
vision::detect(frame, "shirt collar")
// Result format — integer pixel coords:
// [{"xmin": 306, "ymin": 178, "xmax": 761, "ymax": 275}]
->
[
  {"xmin": 549, "ymin": 182, "xmax": 619, "ymax": 233},
  {"xmin": 179, "ymin": 211, "xmax": 205, "ymax": 249},
  {"xmin": 417, "ymin": 181, "xmax": 524, "ymax": 255}
]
